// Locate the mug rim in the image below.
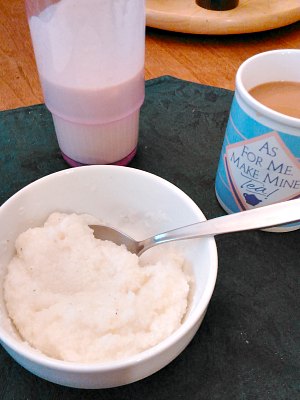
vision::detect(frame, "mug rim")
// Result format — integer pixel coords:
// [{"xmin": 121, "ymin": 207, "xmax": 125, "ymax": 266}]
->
[{"xmin": 236, "ymin": 49, "xmax": 300, "ymax": 130}]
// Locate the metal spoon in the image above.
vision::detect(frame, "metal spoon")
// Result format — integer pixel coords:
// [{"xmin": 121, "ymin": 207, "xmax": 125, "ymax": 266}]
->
[{"xmin": 90, "ymin": 199, "xmax": 300, "ymax": 256}]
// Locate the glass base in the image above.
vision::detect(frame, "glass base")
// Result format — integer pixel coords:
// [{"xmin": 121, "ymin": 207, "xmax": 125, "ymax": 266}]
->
[{"xmin": 61, "ymin": 147, "xmax": 137, "ymax": 167}]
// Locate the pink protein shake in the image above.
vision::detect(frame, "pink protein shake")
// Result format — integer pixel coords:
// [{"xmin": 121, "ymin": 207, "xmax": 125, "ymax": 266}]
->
[{"xmin": 27, "ymin": 0, "xmax": 145, "ymax": 166}]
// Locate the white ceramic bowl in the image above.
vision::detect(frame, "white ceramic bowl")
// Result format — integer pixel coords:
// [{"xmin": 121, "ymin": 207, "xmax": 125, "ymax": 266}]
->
[{"xmin": 0, "ymin": 166, "xmax": 217, "ymax": 389}]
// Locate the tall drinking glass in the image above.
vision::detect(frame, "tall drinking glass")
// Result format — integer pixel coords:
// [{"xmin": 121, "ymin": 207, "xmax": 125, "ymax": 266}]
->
[{"xmin": 25, "ymin": 0, "xmax": 145, "ymax": 166}]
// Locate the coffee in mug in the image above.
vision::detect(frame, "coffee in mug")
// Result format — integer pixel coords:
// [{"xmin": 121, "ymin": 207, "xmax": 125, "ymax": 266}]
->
[{"xmin": 249, "ymin": 81, "xmax": 300, "ymax": 119}]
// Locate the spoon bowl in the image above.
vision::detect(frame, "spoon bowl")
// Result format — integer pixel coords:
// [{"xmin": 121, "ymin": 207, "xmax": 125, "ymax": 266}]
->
[{"xmin": 91, "ymin": 198, "xmax": 300, "ymax": 256}]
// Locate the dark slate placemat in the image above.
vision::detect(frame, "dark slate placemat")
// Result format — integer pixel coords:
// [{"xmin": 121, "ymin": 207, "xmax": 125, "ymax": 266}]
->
[{"xmin": 0, "ymin": 76, "xmax": 299, "ymax": 400}]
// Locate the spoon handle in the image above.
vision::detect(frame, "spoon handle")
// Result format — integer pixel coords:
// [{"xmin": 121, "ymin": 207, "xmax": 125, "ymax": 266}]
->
[{"xmin": 145, "ymin": 199, "xmax": 300, "ymax": 249}]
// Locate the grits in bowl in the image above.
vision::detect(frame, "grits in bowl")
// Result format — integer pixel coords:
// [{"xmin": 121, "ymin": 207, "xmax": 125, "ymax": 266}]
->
[{"xmin": 4, "ymin": 212, "xmax": 191, "ymax": 363}]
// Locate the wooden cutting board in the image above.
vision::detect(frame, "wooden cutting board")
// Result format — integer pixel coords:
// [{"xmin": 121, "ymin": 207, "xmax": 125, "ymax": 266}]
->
[{"xmin": 146, "ymin": 0, "xmax": 300, "ymax": 34}]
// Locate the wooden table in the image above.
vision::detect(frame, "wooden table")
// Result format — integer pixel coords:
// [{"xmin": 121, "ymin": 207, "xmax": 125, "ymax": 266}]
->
[{"xmin": 0, "ymin": 0, "xmax": 299, "ymax": 111}]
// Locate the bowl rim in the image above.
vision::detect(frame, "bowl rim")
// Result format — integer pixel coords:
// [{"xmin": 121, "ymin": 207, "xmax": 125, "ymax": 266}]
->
[{"xmin": 0, "ymin": 165, "xmax": 218, "ymax": 372}]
